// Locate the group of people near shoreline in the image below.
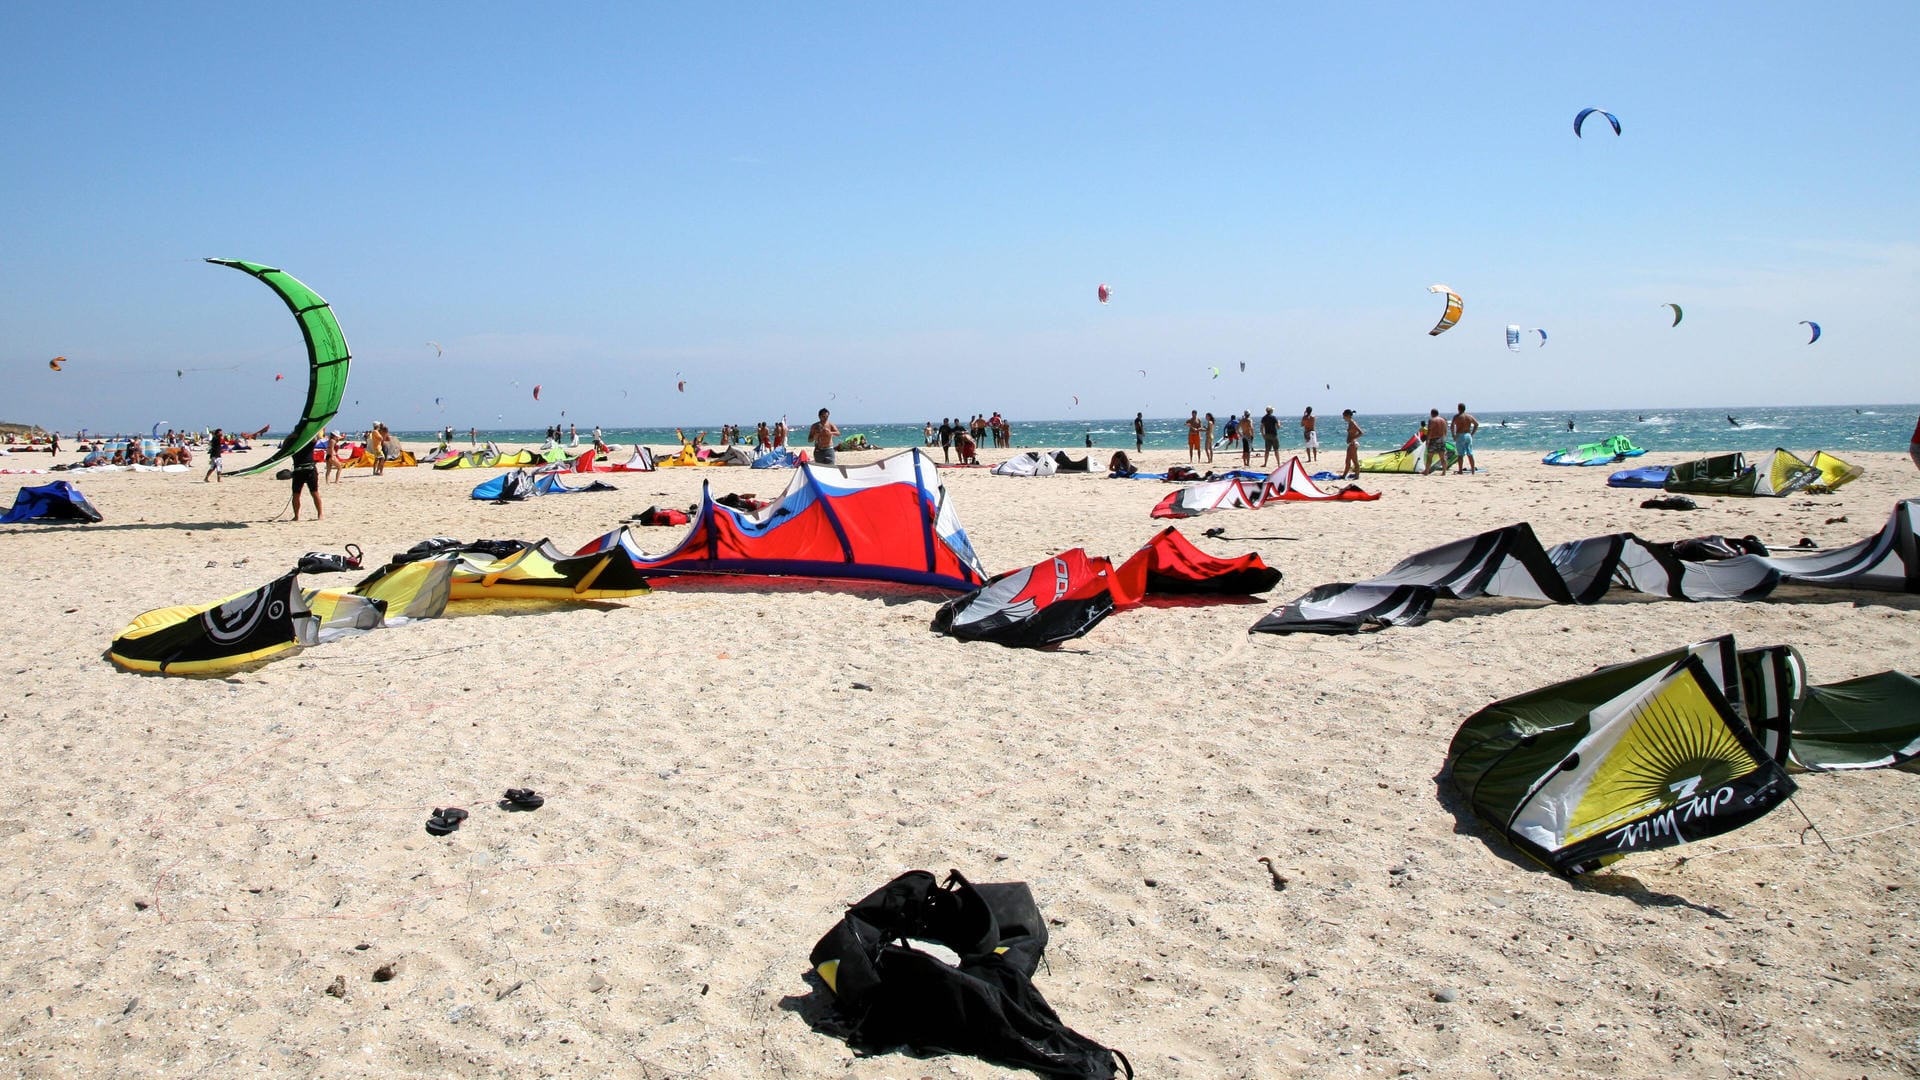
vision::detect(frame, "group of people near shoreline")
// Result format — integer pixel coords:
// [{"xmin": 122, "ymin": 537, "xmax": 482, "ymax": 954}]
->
[
  {"xmin": 922, "ymin": 416, "xmax": 1004, "ymax": 463},
  {"xmin": 1423, "ymin": 404, "xmax": 1480, "ymax": 476},
  {"xmin": 1163, "ymin": 406, "xmax": 1370, "ymax": 478}
]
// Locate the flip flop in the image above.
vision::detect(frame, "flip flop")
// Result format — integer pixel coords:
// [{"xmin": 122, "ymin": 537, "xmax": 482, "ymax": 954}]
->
[
  {"xmin": 425, "ymin": 806, "xmax": 470, "ymax": 836},
  {"xmin": 501, "ymin": 788, "xmax": 545, "ymax": 811}
]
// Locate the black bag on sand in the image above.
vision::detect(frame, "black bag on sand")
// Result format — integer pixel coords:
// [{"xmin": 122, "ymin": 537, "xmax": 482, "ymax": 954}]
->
[{"xmin": 808, "ymin": 869, "xmax": 1131, "ymax": 1079}]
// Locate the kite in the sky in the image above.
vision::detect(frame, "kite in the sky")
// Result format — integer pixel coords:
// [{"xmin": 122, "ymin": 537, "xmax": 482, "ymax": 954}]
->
[
  {"xmin": 1531, "ymin": 328, "xmax": 1548, "ymax": 347},
  {"xmin": 1573, "ymin": 108, "xmax": 1621, "ymax": 137},
  {"xmin": 1800, "ymin": 320, "xmax": 1821, "ymax": 344},
  {"xmin": 427, "ymin": 341, "xmax": 443, "ymax": 357},
  {"xmin": 1506, "ymin": 325, "xmax": 1521, "ymax": 352},
  {"xmin": 1137, "ymin": 369, "xmax": 1147, "ymax": 378},
  {"xmin": 204, "ymin": 259, "xmax": 350, "ymax": 477},
  {"xmin": 533, "ymin": 384, "xmax": 542, "ymax": 400},
  {"xmin": 1663, "ymin": 303, "xmax": 1683, "ymax": 327},
  {"xmin": 1428, "ymin": 284, "xmax": 1462, "ymax": 336},
  {"xmin": 1238, "ymin": 361, "xmax": 1246, "ymax": 373},
  {"xmin": 48, "ymin": 357, "xmax": 65, "ymax": 371},
  {"xmin": 1098, "ymin": 284, "xmax": 1111, "ymax": 304},
  {"xmin": 274, "ymin": 373, "xmax": 284, "ymax": 381},
  {"xmin": 1071, "ymin": 395, "xmax": 1080, "ymax": 406},
  {"xmin": 1209, "ymin": 366, "xmax": 1221, "ymax": 380},
  {"xmin": 677, "ymin": 380, "xmax": 686, "ymax": 393}
]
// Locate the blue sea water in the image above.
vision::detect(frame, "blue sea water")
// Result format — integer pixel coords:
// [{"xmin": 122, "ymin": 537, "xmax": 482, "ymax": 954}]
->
[{"xmin": 397, "ymin": 404, "xmax": 1917, "ymax": 458}]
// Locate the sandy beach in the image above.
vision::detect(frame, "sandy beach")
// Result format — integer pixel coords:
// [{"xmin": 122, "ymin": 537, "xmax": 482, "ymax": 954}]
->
[{"xmin": 0, "ymin": 444, "xmax": 1915, "ymax": 1078}]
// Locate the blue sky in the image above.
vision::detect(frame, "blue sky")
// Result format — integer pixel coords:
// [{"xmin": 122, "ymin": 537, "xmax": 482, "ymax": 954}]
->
[{"xmin": 5, "ymin": 3, "xmax": 1917, "ymax": 432}]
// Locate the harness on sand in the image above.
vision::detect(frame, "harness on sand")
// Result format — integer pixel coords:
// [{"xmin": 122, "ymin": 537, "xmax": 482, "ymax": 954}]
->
[{"xmin": 809, "ymin": 869, "xmax": 1131, "ymax": 1079}]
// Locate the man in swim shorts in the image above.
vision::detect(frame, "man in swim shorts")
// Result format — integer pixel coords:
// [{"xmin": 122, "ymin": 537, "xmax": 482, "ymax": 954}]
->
[
  {"xmin": 1451, "ymin": 403, "xmax": 1479, "ymax": 475},
  {"xmin": 1300, "ymin": 406, "xmax": 1318, "ymax": 463},
  {"xmin": 1260, "ymin": 406, "xmax": 1280, "ymax": 466},
  {"xmin": 290, "ymin": 436, "xmax": 322, "ymax": 520},
  {"xmin": 809, "ymin": 407, "xmax": 840, "ymax": 466},
  {"xmin": 1134, "ymin": 412, "xmax": 1145, "ymax": 453},
  {"xmin": 1422, "ymin": 409, "xmax": 1449, "ymax": 475},
  {"xmin": 1186, "ymin": 410, "xmax": 1202, "ymax": 462}
]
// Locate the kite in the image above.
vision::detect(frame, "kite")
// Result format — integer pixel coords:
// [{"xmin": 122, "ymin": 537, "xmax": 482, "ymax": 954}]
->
[
  {"xmin": 1209, "ymin": 366, "xmax": 1221, "ymax": 380},
  {"xmin": 1137, "ymin": 369, "xmax": 1147, "ymax": 378},
  {"xmin": 1071, "ymin": 395, "xmax": 1080, "ymax": 406},
  {"xmin": 1663, "ymin": 303, "xmax": 1683, "ymax": 327},
  {"xmin": 1448, "ymin": 640, "xmax": 1794, "ymax": 875},
  {"xmin": 1573, "ymin": 108, "xmax": 1621, "ymax": 137},
  {"xmin": 1238, "ymin": 361, "xmax": 1246, "ymax": 373},
  {"xmin": 533, "ymin": 384, "xmax": 541, "ymax": 400},
  {"xmin": 1427, "ymin": 284, "xmax": 1462, "ymax": 336},
  {"xmin": 1532, "ymin": 328, "xmax": 1548, "ymax": 347},
  {"xmin": 1506, "ymin": 325, "xmax": 1521, "ymax": 352},
  {"xmin": 1800, "ymin": 320, "xmax": 1821, "ymax": 344},
  {"xmin": 274, "ymin": 373, "xmax": 284, "ymax": 381},
  {"xmin": 48, "ymin": 357, "xmax": 65, "ymax": 371},
  {"xmin": 1098, "ymin": 283, "xmax": 1111, "ymax": 304},
  {"xmin": 204, "ymin": 259, "xmax": 351, "ymax": 477},
  {"xmin": 427, "ymin": 341, "xmax": 443, "ymax": 357}
]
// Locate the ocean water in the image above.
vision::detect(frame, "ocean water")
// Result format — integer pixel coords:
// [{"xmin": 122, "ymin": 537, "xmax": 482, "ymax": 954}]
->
[{"xmin": 396, "ymin": 404, "xmax": 1917, "ymax": 458}]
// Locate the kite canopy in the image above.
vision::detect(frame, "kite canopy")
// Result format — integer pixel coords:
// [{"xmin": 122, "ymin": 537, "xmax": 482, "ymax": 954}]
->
[
  {"xmin": 1427, "ymin": 285, "xmax": 1462, "ymax": 336},
  {"xmin": 48, "ymin": 356, "xmax": 65, "ymax": 371},
  {"xmin": 1098, "ymin": 283, "xmax": 1111, "ymax": 303},
  {"xmin": 1151, "ymin": 457, "xmax": 1379, "ymax": 518},
  {"xmin": 1664, "ymin": 450, "xmax": 1821, "ymax": 497},
  {"xmin": 1800, "ymin": 320, "xmax": 1821, "ymax": 343},
  {"xmin": 588, "ymin": 449, "xmax": 988, "ymax": 591},
  {"xmin": 933, "ymin": 528, "xmax": 1280, "ymax": 647},
  {"xmin": 1542, "ymin": 434, "xmax": 1645, "ymax": 466},
  {"xmin": 1663, "ymin": 303, "xmax": 1683, "ymax": 327},
  {"xmin": 1448, "ymin": 640, "xmax": 1793, "ymax": 875},
  {"xmin": 1, "ymin": 481, "xmax": 102, "ymax": 524},
  {"xmin": 205, "ymin": 259, "xmax": 350, "ymax": 477},
  {"xmin": 1573, "ymin": 107, "xmax": 1621, "ymax": 137},
  {"xmin": 1358, "ymin": 430, "xmax": 1457, "ymax": 473},
  {"xmin": 1251, "ymin": 497, "xmax": 1920, "ymax": 635}
]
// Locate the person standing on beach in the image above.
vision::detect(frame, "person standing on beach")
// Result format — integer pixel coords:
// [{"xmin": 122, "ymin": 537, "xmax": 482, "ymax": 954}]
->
[
  {"xmin": 1422, "ymin": 409, "xmax": 1449, "ymax": 475},
  {"xmin": 1451, "ymin": 404, "xmax": 1480, "ymax": 475},
  {"xmin": 1341, "ymin": 409, "xmax": 1363, "ymax": 479},
  {"xmin": 809, "ymin": 408, "xmax": 840, "ymax": 466},
  {"xmin": 1240, "ymin": 410, "xmax": 1255, "ymax": 466},
  {"xmin": 203, "ymin": 428, "xmax": 224, "ymax": 483},
  {"xmin": 1260, "ymin": 406, "xmax": 1280, "ymax": 466},
  {"xmin": 1301, "ymin": 406, "xmax": 1319, "ymax": 464},
  {"xmin": 1133, "ymin": 413, "xmax": 1145, "ymax": 453},
  {"xmin": 1203, "ymin": 412, "xmax": 1216, "ymax": 463},
  {"xmin": 773, "ymin": 418, "xmax": 788, "ymax": 449},
  {"xmin": 289, "ymin": 435, "xmax": 322, "ymax": 520},
  {"xmin": 1185, "ymin": 411, "xmax": 1202, "ymax": 462},
  {"xmin": 939, "ymin": 418, "xmax": 955, "ymax": 462}
]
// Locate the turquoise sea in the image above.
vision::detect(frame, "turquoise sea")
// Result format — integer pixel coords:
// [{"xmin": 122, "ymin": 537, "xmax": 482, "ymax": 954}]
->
[{"xmin": 397, "ymin": 404, "xmax": 1918, "ymax": 457}]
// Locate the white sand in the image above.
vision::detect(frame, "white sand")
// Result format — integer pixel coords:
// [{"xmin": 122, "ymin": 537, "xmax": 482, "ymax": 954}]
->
[{"xmin": 1, "ymin": 444, "xmax": 1916, "ymax": 1077}]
